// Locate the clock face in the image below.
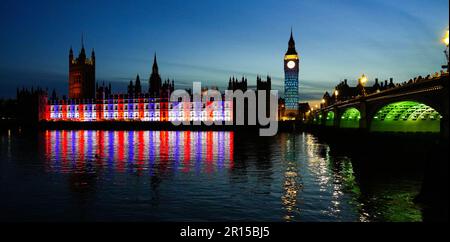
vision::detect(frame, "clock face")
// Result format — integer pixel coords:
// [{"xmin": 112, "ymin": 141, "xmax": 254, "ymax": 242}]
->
[{"xmin": 287, "ymin": 60, "xmax": 296, "ymax": 69}]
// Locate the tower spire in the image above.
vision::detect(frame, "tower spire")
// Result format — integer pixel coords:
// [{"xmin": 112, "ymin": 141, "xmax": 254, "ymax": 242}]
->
[
  {"xmin": 81, "ymin": 33, "xmax": 85, "ymax": 49},
  {"xmin": 152, "ymin": 52, "xmax": 159, "ymax": 73},
  {"xmin": 79, "ymin": 33, "xmax": 86, "ymax": 58},
  {"xmin": 286, "ymin": 28, "xmax": 297, "ymax": 55}
]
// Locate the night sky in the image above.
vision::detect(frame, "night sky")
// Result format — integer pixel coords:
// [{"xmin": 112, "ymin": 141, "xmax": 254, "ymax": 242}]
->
[{"xmin": 0, "ymin": 0, "xmax": 448, "ymax": 103}]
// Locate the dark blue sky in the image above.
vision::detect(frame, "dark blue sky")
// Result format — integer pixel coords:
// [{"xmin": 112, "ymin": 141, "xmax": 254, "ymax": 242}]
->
[{"xmin": 0, "ymin": 0, "xmax": 448, "ymax": 102}]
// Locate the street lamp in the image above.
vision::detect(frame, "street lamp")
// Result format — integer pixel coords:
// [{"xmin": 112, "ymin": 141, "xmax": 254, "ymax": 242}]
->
[
  {"xmin": 359, "ymin": 74, "xmax": 368, "ymax": 96},
  {"xmin": 360, "ymin": 74, "xmax": 368, "ymax": 86},
  {"xmin": 444, "ymin": 29, "xmax": 449, "ymax": 46},
  {"xmin": 443, "ymin": 29, "xmax": 449, "ymax": 72},
  {"xmin": 334, "ymin": 90, "xmax": 339, "ymax": 103}
]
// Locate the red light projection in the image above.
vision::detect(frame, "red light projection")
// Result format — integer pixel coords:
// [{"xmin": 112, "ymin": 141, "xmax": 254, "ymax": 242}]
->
[{"xmin": 43, "ymin": 130, "xmax": 234, "ymax": 175}]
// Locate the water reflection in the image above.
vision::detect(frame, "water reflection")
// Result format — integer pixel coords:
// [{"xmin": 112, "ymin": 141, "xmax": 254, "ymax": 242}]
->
[
  {"xmin": 280, "ymin": 133, "xmax": 302, "ymax": 221},
  {"xmin": 43, "ymin": 130, "xmax": 234, "ymax": 175},
  {"xmin": 0, "ymin": 129, "xmax": 431, "ymax": 221}
]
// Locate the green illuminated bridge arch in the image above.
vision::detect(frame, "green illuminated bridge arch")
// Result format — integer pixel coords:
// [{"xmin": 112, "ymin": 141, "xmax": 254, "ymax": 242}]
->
[
  {"xmin": 370, "ymin": 101, "xmax": 441, "ymax": 133},
  {"xmin": 325, "ymin": 111, "xmax": 335, "ymax": 126},
  {"xmin": 313, "ymin": 113, "xmax": 323, "ymax": 125},
  {"xmin": 310, "ymin": 75, "xmax": 448, "ymax": 136},
  {"xmin": 340, "ymin": 108, "xmax": 361, "ymax": 129}
]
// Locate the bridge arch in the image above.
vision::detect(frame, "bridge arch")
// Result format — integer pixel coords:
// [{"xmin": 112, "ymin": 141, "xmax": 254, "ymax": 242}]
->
[
  {"xmin": 339, "ymin": 108, "xmax": 361, "ymax": 129},
  {"xmin": 325, "ymin": 111, "xmax": 335, "ymax": 126},
  {"xmin": 370, "ymin": 101, "xmax": 441, "ymax": 133},
  {"xmin": 312, "ymin": 112, "xmax": 322, "ymax": 125}
]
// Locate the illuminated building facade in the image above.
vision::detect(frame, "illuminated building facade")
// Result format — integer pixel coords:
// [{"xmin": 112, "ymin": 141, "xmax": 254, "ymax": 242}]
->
[
  {"xmin": 43, "ymin": 95, "xmax": 233, "ymax": 123},
  {"xmin": 43, "ymin": 48, "xmax": 233, "ymax": 123},
  {"xmin": 284, "ymin": 30, "xmax": 300, "ymax": 117},
  {"xmin": 69, "ymin": 37, "xmax": 96, "ymax": 99}
]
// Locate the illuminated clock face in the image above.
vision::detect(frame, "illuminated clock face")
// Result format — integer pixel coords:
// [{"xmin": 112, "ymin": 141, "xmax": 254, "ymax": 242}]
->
[{"xmin": 287, "ymin": 60, "xmax": 296, "ymax": 69}]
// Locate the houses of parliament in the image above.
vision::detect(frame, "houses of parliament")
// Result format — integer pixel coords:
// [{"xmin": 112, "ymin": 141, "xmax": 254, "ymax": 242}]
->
[
  {"xmin": 44, "ymin": 39, "xmax": 232, "ymax": 122},
  {"xmin": 39, "ymin": 33, "xmax": 299, "ymax": 123}
]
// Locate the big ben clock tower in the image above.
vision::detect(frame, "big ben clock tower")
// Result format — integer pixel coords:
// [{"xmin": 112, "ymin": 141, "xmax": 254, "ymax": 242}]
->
[{"xmin": 284, "ymin": 29, "xmax": 299, "ymax": 117}]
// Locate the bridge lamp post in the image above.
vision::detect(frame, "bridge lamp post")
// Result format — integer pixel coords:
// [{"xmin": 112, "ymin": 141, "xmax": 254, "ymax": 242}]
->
[
  {"xmin": 334, "ymin": 90, "xmax": 339, "ymax": 103},
  {"xmin": 359, "ymin": 74, "xmax": 368, "ymax": 96},
  {"xmin": 443, "ymin": 29, "xmax": 449, "ymax": 72},
  {"xmin": 321, "ymin": 98, "xmax": 326, "ymax": 108}
]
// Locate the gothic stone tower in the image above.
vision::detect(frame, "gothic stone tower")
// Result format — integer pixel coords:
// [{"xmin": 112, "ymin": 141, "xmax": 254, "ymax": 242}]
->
[
  {"xmin": 284, "ymin": 29, "xmax": 299, "ymax": 117},
  {"xmin": 149, "ymin": 54, "xmax": 162, "ymax": 97},
  {"xmin": 69, "ymin": 37, "xmax": 95, "ymax": 99}
]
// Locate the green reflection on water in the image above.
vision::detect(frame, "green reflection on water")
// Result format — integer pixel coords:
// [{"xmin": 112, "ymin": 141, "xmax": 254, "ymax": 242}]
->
[
  {"xmin": 368, "ymin": 191, "xmax": 422, "ymax": 222},
  {"xmin": 329, "ymin": 156, "xmax": 422, "ymax": 222}
]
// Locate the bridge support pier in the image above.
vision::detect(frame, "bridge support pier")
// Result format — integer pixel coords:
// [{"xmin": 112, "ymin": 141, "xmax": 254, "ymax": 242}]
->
[{"xmin": 359, "ymin": 102, "xmax": 368, "ymax": 130}]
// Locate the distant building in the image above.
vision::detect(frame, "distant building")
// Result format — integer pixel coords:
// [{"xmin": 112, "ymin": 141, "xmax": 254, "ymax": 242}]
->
[
  {"xmin": 227, "ymin": 76, "xmax": 249, "ymax": 125},
  {"xmin": 96, "ymin": 82, "xmax": 112, "ymax": 100},
  {"xmin": 257, "ymin": 75, "xmax": 272, "ymax": 118},
  {"xmin": 68, "ymin": 37, "xmax": 95, "ymax": 99},
  {"xmin": 227, "ymin": 76, "xmax": 248, "ymax": 92},
  {"xmin": 17, "ymin": 87, "xmax": 48, "ymax": 123},
  {"xmin": 298, "ymin": 102, "xmax": 310, "ymax": 121},
  {"xmin": 127, "ymin": 74, "xmax": 142, "ymax": 96},
  {"xmin": 256, "ymin": 75, "xmax": 271, "ymax": 92},
  {"xmin": 323, "ymin": 78, "xmax": 397, "ymax": 107}
]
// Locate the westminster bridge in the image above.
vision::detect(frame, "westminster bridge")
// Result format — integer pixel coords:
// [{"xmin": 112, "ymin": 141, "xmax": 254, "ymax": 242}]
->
[{"xmin": 309, "ymin": 73, "xmax": 449, "ymax": 139}]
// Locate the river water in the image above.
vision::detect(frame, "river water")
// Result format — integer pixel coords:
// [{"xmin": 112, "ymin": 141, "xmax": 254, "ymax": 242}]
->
[{"xmin": 0, "ymin": 130, "xmax": 427, "ymax": 222}]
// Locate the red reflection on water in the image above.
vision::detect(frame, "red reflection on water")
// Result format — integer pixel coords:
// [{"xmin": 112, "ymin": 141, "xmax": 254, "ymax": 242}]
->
[
  {"xmin": 159, "ymin": 131, "xmax": 169, "ymax": 172},
  {"xmin": 77, "ymin": 130, "xmax": 85, "ymax": 171},
  {"xmin": 44, "ymin": 130, "xmax": 51, "ymax": 172},
  {"xmin": 44, "ymin": 130, "xmax": 234, "ymax": 175},
  {"xmin": 61, "ymin": 130, "xmax": 68, "ymax": 169},
  {"xmin": 97, "ymin": 131, "xmax": 104, "ymax": 168},
  {"xmin": 229, "ymin": 132, "xmax": 234, "ymax": 169},
  {"xmin": 117, "ymin": 131, "xmax": 125, "ymax": 173},
  {"xmin": 183, "ymin": 131, "xmax": 191, "ymax": 173},
  {"xmin": 206, "ymin": 132, "xmax": 213, "ymax": 173},
  {"xmin": 137, "ymin": 131, "xmax": 145, "ymax": 175}
]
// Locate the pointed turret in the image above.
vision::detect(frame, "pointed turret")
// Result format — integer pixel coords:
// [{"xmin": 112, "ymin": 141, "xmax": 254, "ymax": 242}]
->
[
  {"xmin": 91, "ymin": 48, "xmax": 95, "ymax": 63},
  {"xmin": 135, "ymin": 75, "xmax": 141, "ymax": 95},
  {"xmin": 77, "ymin": 34, "xmax": 86, "ymax": 61},
  {"xmin": 152, "ymin": 53, "xmax": 159, "ymax": 74},
  {"xmin": 286, "ymin": 28, "xmax": 298, "ymax": 55},
  {"xmin": 136, "ymin": 74, "xmax": 141, "ymax": 84},
  {"xmin": 69, "ymin": 46, "xmax": 74, "ymax": 63}
]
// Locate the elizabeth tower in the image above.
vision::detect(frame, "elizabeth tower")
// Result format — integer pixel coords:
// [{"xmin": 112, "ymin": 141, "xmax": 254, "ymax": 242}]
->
[{"xmin": 284, "ymin": 30, "xmax": 299, "ymax": 116}]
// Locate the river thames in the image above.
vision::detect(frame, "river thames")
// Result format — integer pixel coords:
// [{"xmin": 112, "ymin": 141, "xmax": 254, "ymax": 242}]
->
[{"xmin": 0, "ymin": 129, "xmax": 433, "ymax": 222}]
